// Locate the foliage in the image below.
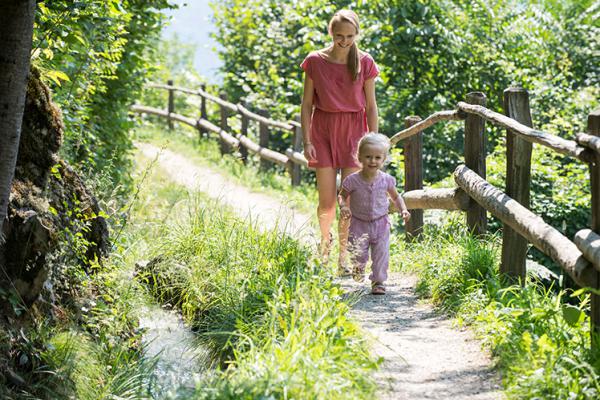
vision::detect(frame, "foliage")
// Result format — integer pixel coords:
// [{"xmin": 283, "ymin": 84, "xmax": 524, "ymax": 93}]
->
[
  {"xmin": 137, "ymin": 186, "xmax": 377, "ymax": 398},
  {"xmin": 391, "ymin": 219, "xmax": 600, "ymax": 398},
  {"xmin": 210, "ymin": 0, "xmax": 598, "ymax": 179},
  {"xmin": 33, "ymin": 0, "xmax": 176, "ymax": 188}
]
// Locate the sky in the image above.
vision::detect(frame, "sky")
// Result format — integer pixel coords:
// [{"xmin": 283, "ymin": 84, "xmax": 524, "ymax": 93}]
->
[{"xmin": 162, "ymin": 0, "xmax": 223, "ymax": 83}]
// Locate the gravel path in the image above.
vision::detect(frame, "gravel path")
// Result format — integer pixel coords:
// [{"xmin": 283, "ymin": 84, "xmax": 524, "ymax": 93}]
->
[{"xmin": 137, "ymin": 142, "xmax": 503, "ymax": 399}]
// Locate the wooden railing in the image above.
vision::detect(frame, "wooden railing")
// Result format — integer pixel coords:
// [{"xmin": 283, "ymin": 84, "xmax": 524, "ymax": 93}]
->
[{"xmin": 133, "ymin": 82, "xmax": 600, "ymax": 346}]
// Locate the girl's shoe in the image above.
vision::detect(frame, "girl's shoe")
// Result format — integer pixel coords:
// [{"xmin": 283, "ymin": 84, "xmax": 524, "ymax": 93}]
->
[{"xmin": 371, "ymin": 282, "xmax": 385, "ymax": 295}]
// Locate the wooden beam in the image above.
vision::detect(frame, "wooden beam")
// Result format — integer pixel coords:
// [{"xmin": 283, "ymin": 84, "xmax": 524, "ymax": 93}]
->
[
  {"xmin": 237, "ymin": 103, "xmax": 293, "ymax": 131},
  {"xmin": 402, "ymin": 188, "xmax": 470, "ymax": 211},
  {"xmin": 390, "ymin": 110, "xmax": 463, "ymax": 146},
  {"xmin": 464, "ymin": 92, "xmax": 487, "ymax": 235},
  {"xmin": 501, "ymin": 87, "xmax": 533, "ymax": 283},
  {"xmin": 403, "ymin": 116, "xmax": 424, "ymax": 239},
  {"xmin": 575, "ymin": 229, "xmax": 600, "ymax": 272},
  {"xmin": 454, "ymin": 165, "xmax": 596, "ymax": 288},
  {"xmin": 457, "ymin": 101, "xmax": 591, "ymax": 162}
]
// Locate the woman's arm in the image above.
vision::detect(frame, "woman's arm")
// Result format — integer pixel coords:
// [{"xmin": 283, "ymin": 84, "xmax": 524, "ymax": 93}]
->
[
  {"xmin": 301, "ymin": 76, "xmax": 316, "ymax": 160},
  {"xmin": 364, "ymin": 78, "xmax": 378, "ymax": 133}
]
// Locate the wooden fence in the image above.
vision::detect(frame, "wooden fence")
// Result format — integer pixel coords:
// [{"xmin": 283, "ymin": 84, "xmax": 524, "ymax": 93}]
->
[{"xmin": 132, "ymin": 82, "xmax": 600, "ymax": 346}]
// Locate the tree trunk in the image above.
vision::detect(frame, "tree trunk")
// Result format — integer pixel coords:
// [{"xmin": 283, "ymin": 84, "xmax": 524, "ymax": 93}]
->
[{"xmin": 0, "ymin": 0, "xmax": 36, "ymax": 239}]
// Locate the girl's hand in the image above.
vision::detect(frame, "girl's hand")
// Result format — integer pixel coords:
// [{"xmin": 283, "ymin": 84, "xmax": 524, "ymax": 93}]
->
[
  {"xmin": 401, "ymin": 209, "xmax": 411, "ymax": 224},
  {"xmin": 304, "ymin": 142, "xmax": 317, "ymax": 161},
  {"xmin": 340, "ymin": 205, "xmax": 352, "ymax": 220}
]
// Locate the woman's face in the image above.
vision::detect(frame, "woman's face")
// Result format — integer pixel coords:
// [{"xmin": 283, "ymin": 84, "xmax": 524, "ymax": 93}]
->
[{"xmin": 330, "ymin": 21, "xmax": 358, "ymax": 50}]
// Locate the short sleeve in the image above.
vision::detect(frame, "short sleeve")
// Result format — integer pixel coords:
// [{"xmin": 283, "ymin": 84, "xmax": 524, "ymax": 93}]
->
[
  {"xmin": 342, "ymin": 174, "xmax": 356, "ymax": 193},
  {"xmin": 300, "ymin": 55, "xmax": 313, "ymax": 79},
  {"xmin": 386, "ymin": 174, "xmax": 396, "ymax": 192},
  {"xmin": 363, "ymin": 55, "xmax": 379, "ymax": 80}
]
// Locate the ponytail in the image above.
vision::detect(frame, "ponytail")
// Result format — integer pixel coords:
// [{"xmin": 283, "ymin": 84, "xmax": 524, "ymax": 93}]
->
[
  {"xmin": 348, "ymin": 42, "xmax": 360, "ymax": 81},
  {"xmin": 329, "ymin": 10, "xmax": 361, "ymax": 81}
]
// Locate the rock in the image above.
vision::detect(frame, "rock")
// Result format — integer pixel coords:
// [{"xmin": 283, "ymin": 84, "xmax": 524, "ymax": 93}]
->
[{"xmin": 0, "ymin": 67, "xmax": 109, "ymax": 305}]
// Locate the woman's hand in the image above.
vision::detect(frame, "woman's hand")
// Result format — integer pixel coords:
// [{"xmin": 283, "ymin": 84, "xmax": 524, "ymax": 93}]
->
[{"xmin": 304, "ymin": 142, "xmax": 317, "ymax": 161}]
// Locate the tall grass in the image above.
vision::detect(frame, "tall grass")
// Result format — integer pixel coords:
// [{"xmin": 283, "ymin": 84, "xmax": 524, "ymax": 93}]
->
[
  {"xmin": 391, "ymin": 216, "xmax": 600, "ymax": 399},
  {"xmin": 138, "ymin": 193, "xmax": 379, "ymax": 399}
]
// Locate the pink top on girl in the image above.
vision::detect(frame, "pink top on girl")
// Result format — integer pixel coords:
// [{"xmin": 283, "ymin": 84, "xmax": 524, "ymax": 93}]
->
[
  {"xmin": 300, "ymin": 52, "xmax": 379, "ymax": 113},
  {"xmin": 341, "ymin": 171, "xmax": 396, "ymax": 221}
]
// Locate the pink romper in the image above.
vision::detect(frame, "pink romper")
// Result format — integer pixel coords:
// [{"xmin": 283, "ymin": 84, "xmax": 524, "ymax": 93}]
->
[
  {"xmin": 342, "ymin": 171, "xmax": 396, "ymax": 283},
  {"xmin": 300, "ymin": 52, "xmax": 379, "ymax": 168}
]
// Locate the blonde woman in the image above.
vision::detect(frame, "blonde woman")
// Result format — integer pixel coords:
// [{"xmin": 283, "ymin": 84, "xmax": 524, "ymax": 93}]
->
[{"xmin": 300, "ymin": 9, "xmax": 379, "ymax": 274}]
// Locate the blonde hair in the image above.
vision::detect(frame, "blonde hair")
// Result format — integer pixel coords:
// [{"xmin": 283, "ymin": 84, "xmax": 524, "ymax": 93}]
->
[
  {"xmin": 328, "ymin": 10, "xmax": 361, "ymax": 81},
  {"xmin": 358, "ymin": 133, "xmax": 391, "ymax": 156}
]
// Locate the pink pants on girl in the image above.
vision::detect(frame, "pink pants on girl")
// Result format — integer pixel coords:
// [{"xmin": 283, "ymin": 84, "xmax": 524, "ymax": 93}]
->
[{"xmin": 348, "ymin": 214, "xmax": 390, "ymax": 283}]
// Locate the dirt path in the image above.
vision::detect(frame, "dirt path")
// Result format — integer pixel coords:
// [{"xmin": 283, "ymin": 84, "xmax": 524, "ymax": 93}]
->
[{"xmin": 137, "ymin": 142, "xmax": 503, "ymax": 399}]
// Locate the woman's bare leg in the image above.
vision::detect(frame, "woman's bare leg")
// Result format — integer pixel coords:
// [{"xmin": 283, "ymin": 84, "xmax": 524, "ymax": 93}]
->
[
  {"xmin": 316, "ymin": 168, "xmax": 337, "ymax": 259},
  {"xmin": 338, "ymin": 167, "xmax": 360, "ymax": 272}
]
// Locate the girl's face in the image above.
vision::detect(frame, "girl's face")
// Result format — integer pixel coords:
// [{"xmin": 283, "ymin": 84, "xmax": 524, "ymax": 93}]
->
[
  {"xmin": 330, "ymin": 21, "xmax": 358, "ymax": 50},
  {"xmin": 358, "ymin": 144, "xmax": 387, "ymax": 172}
]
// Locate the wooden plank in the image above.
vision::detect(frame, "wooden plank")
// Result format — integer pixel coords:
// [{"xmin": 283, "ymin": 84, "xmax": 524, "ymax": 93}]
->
[
  {"xmin": 237, "ymin": 103, "xmax": 293, "ymax": 131},
  {"xmin": 285, "ymin": 148, "xmax": 309, "ymax": 167},
  {"xmin": 500, "ymin": 87, "xmax": 533, "ymax": 283},
  {"xmin": 390, "ymin": 110, "xmax": 464, "ymax": 145},
  {"xmin": 454, "ymin": 165, "xmax": 596, "ymax": 288},
  {"xmin": 575, "ymin": 229, "xmax": 600, "ymax": 272},
  {"xmin": 239, "ymin": 101, "xmax": 249, "ymax": 163},
  {"xmin": 458, "ymin": 101, "xmax": 591, "ymax": 162},
  {"xmin": 587, "ymin": 108, "xmax": 600, "ymax": 347},
  {"xmin": 290, "ymin": 116, "xmax": 303, "ymax": 186},
  {"xmin": 219, "ymin": 92, "xmax": 231, "ymax": 155},
  {"xmin": 464, "ymin": 92, "xmax": 487, "ymax": 235},
  {"xmin": 167, "ymin": 80, "xmax": 174, "ymax": 130},
  {"xmin": 403, "ymin": 116, "xmax": 424, "ymax": 239},
  {"xmin": 199, "ymin": 84, "xmax": 208, "ymax": 138},
  {"xmin": 402, "ymin": 188, "xmax": 470, "ymax": 211},
  {"xmin": 258, "ymin": 109, "xmax": 270, "ymax": 171}
]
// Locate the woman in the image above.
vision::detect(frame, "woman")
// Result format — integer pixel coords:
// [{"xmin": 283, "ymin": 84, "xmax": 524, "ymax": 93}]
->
[{"xmin": 300, "ymin": 9, "xmax": 379, "ymax": 273}]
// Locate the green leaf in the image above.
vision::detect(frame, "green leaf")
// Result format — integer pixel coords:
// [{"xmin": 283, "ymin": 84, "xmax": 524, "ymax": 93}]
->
[{"xmin": 562, "ymin": 304, "xmax": 584, "ymax": 327}]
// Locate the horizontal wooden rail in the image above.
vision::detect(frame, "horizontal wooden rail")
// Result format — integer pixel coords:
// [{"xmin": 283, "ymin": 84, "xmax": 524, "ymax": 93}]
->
[
  {"xmin": 237, "ymin": 103, "xmax": 294, "ymax": 131},
  {"xmin": 575, "ymin": 229, "xmax": 600, "ymax": 272},
  {"xmin": 576, "ymin": 133, "xmax": 600, "ymax": 155},
  {"xmin": 457, "ymin": 102, "xmax": 591, "ymax": 162},
  {"xmin": 390, "ymin": 110, "xmax": 464, "ymax": 145},
  {"xmin": 402, "ymin": 187, "xmax": 470, "ymax": 210},
  {"xmin": 285, "ymin": 148, "xmax": 309, "ymax": 168},
  {"xmin": 454, "ymin": 165, "xmax": 597, "ymax": 287},
  {"xmin": 131, "ymin": 104, "xmax": 296, "ymax": 167}
]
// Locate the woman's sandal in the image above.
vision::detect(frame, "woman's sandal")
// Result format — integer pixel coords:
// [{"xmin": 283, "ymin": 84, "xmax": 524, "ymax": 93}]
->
[{"xmin": 371, "ymin": 282, "xmax": 385, "ymax": 295}]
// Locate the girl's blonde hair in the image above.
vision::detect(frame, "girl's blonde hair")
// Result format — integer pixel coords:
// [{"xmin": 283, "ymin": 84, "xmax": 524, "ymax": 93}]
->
[
  {"xmin": 328, "ymin": 10, "xmax": 361, "ymax": 81},
  {"xmin": 358, "ymin": 133, "xmax": 391, "ymax": 156}
]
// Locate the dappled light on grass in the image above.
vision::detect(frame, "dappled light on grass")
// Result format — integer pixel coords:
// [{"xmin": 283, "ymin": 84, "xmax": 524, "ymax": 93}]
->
[
  {"xmin": 391, "ymin": 217, "xmax": 600, "ymax": 398},
  {"xmin": 137, "ymin": 193, "xmax": 379, "ymax": 399}
]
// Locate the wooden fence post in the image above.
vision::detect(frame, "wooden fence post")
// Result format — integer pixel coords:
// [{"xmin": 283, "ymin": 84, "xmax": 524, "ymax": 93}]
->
[
  {"xmin": 588, "ymin": 108, "xmax": 600, "ymax": 347},
  {"xmin": 219, "ymin": 92, "xmax": 230, "ymax": 155},
  {"xmin": 404, "ymin": 116, "xmax": 424, "ymax": 239},
  {"xmin": 199, "ymin": 83, "xmax": 208, "ymax": 138},
  {"xmin": 464, "ymin": 91, "xmax": 487, "ymax": 235},
  {"xmin": 500, "ymin": 87, "xmax": 533, "ymax": 283},
  {"xmin": 167, "ymin": 79, "xmax": 174, "ymax": 130},
  {"xmin": 290, "ymin": 116, "xmax": 303, "ymax": 186},
  {"xmin": 258, "ymin": 109, "xmax": 270, "ymax": 171},
  {"xmin": 239, "ymin": 100, "xmax": 249, "ymax": 163}
]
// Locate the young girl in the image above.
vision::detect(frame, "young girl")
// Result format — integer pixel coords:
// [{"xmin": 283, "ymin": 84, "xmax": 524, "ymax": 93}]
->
[
  {"xmin": 300, "ymin": 9, "xmax": 379, "ymax": 274},
  {"xmin": 338, "ymin": 133, "xmax": 410, "ymax": 295}
]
